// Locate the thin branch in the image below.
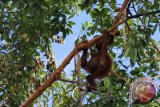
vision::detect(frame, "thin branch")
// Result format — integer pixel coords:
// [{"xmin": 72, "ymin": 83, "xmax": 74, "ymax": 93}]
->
[
  {"xmin": 131, "ymin": 1, "xmax": 144, "ymax": 27},
  {"xmin": 127, "ymin": 10, "xmax": 160, "ymax": 19},
  {"xmin": 76, "ymin": 54, "xmax": 83, "ymax": 107},
  {"xmin": 111, "ymin": 70, "xmax": 127, "ymax": 82},
  {"xmin": 58, "ymin": 78, "xmax": 78, "ymax": 84},
  {"xmin": 150, "ymin": 39, "xmax": 160, "ymax": 54},
  {"xmin": 111, "ymin": 0, "xmax": 131, "ymax": 35},
  {"xmin": 115, "ymin": 0, "xmax": 131, "ymax": 20},
  {"xmin": 126, "ymin": 0, "xmax": 132, "ymax": 16}
]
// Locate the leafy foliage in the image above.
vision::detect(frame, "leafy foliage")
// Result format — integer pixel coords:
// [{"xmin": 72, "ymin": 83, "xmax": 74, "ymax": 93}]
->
[{"xmin": 0, "ymin": 0, "xmax": 159, "ymax": 106}]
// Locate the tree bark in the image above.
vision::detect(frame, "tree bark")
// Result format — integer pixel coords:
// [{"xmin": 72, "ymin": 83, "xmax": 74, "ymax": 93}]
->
[{"xmin": 20, "ymin": 0, "xmax": 131, "ymax": 106}]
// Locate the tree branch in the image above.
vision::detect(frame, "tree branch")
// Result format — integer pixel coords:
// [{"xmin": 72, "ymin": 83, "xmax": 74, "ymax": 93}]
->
[
  {"xmin": 20, "ymin": 0, "xmax": 131, "ymax": 106},
  {"xmin": 111, "ymin": 70, "xmax": 127, "ymax": 82},
  {"xmin": 127, "ymin": 10, "xmax": 160, "ymax": 19},
  {"xmin": 111, "ymin": 0, "xmax": 131, "ymax": 35},
  {"xmin": 58, "ymin": 78, "xmax": 79, "ymax": 84}
]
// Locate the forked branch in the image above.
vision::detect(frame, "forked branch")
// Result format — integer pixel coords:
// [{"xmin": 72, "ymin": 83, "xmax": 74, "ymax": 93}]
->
[{"xmin": 20, "ymin": 0, "xmax": 131, "ymax": 106}]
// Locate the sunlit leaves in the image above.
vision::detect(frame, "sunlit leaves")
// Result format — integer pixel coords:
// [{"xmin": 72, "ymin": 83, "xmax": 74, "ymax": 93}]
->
[
  {"xmin": 104, "ymin": 77, "xmax": 110, "ymax": 89},
  {"xmin": 0, "ymin": 0, "xmax": 159, "ymax": 106},
  {"xmin": 0, "ymin": 0, "xmax": 78, "ymax": 106}
]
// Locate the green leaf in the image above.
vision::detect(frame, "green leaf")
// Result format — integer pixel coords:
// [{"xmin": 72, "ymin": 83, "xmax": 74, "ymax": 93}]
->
[
  {"xmin": 125, "ymin": 47, "xmax": 132, "ymax": 57},
  {"xmin": 130, "ymin": 69, "xmax": 140, "ymax": 75},
  {"xmin": 130, "ymin": 48, "xmax": 137, "ymax": 62},
  {"xmin": 68, "ymin": 21, "xmax": 76, "ymax": 26},
  {"xmin": 104, "ymin": 77, "xmax": 110, "ymax": 89},
  {"xmin": 149, "ymin": 102, "xmax": 160, "ymax": 106}
]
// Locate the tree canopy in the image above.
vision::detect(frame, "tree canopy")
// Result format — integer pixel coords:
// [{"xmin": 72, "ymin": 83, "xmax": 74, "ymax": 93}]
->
[{"xmin": 0, "ymin": 0, "xmax": 160, "ymax": 107}]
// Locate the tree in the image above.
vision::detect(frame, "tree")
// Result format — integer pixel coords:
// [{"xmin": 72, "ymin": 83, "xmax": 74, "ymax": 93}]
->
[{"xmin": 0, "ymin": 0, "xmax": 159, "ymax": 107}]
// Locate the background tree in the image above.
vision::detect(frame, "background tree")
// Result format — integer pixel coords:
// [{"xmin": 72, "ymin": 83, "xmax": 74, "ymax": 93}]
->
[{"xmin": 0, "ymin": 0, "xmax": 159, "ymax": 107}]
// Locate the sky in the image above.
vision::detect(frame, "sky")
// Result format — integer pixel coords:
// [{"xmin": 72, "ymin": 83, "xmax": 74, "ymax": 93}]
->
[{"xmin": 52, "ymin": 12, "xmax": 92, "ymax": 77}]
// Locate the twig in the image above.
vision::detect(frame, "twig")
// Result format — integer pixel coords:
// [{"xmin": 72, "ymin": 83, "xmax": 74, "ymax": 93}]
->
[
  {"xmin": 77, "ymin": 54, "xmax": 83, "ymax": 107},
  {"xmin": 111, "ymin": 70, "xmax": 127, "ymax": 82},
  {"xmin": 127, "ymin": 10, "xmax": 160, "ymax": 19},
  {"xmin": 150, "ymin": 39, "xmax": 160, "ymax": 54},
  {"xmin": 58, "ymin": 78, "xmax": 78, "ymax": 84}
]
